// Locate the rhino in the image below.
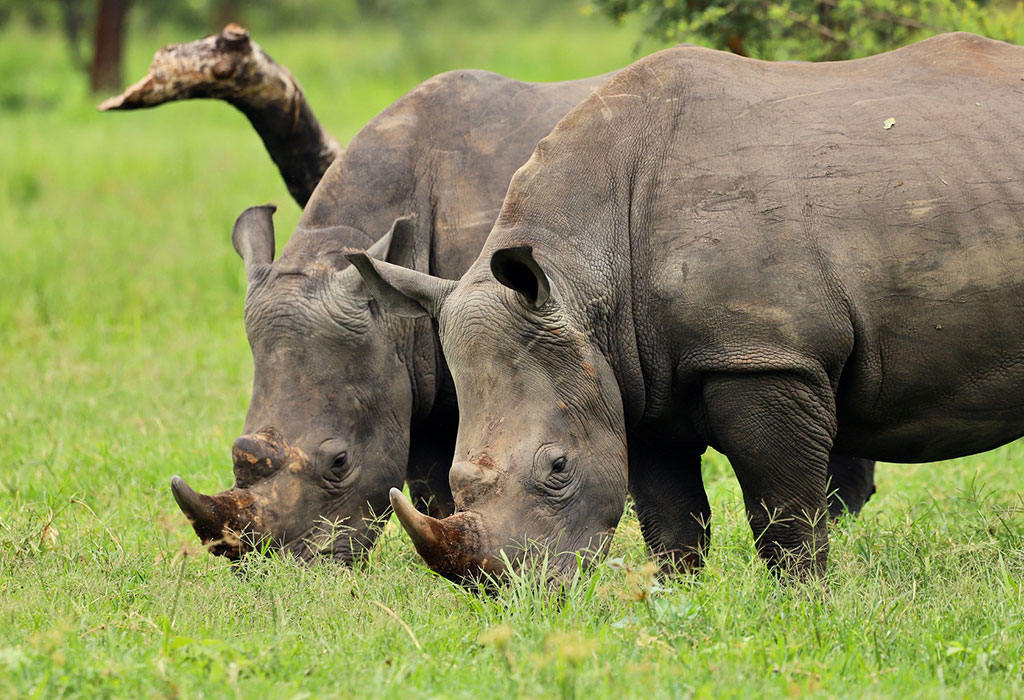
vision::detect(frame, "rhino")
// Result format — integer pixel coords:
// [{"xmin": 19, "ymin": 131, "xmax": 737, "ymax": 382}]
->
[
  {"xmin": 109, "ymin": 27, "xmax": 874, "ymax": 564},
  {"xmin": 350, "ymin": 33, "xmax": 1023, "ymax": 580},
  {"xmin": 161, "ymin": 66, "xmax": 623, "ymax": 562}
]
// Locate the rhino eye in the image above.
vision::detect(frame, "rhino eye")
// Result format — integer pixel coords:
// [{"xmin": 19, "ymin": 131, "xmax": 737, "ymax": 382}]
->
[
  {"xmin": 322, "ymin": 451, "xmax": 350, "ymax": 487},
  {"xmin": 542, "ymin": 455, "xmax": 573, "ymax": 495}
]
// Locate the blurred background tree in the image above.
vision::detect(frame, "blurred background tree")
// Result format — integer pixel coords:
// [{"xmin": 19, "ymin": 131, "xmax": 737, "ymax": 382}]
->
[
  {"xmin": 89, "ymin": 0, "xmax": 130, "ymax": 91},
  {"xmin": 0, "ymin": 0, "xmax": 556, "ymax": 93},
  {"xmin": 0, "ymin": 0, "xmax": 1021, "ymax": 93},
  {"xmin": 589, "ymin": 0, "xmax": 1024, "ymax": 60}
]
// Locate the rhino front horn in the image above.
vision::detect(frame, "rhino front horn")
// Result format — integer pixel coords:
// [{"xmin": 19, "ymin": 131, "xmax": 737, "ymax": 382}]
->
[
  {"xmin": 171, "ymin": 476, "xmax": 229, "ymax": 543},
  {"xmin": 388, "ymin": 488, "xmax": 502, "ymax": 582}
]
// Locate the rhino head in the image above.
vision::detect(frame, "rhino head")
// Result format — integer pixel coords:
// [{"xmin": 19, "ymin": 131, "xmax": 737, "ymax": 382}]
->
[
  {"xmin": 348, "ymin": 243, "xmax": 628, "ymax": 582},
  {"xmin": 172, "ymin": 205, "xmax": 431, "ymax": 565}
]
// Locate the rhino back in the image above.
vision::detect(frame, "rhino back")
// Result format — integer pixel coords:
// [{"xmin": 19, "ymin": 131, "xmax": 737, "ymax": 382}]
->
[
  {"xmin": 284, "ymin": 69, "xmax": 608, "ymax": 278},
  {"xmin": 488, "ymin": 33, "xmax": 1024, "ymax": 461}
]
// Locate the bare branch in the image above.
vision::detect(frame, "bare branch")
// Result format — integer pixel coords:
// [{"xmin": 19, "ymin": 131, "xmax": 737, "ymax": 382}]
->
[{"xmin": 99, "ymin": 24, "xmax": 341, "ymax": 206}]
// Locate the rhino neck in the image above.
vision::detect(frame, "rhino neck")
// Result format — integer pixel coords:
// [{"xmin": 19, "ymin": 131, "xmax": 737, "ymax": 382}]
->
[
  {"xmin": 488, "ymin": 68, "xmax": 683, "ymax": 428},
  {"xmin": 554, "ymin": 248, "xmax": 648, "ymax": 429},
  {"xmin": 408, "ymin": 229, "xmax": 456, "ymax": 423},
  {"xmin": 490, "ymin": 199, "xmax": 649, "ymax": 427}
]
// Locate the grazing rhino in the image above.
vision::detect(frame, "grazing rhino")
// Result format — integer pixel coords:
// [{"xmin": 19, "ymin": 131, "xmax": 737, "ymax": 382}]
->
[
  {"xmin": 167, "ymin": 68, "xmax": 620, "ymax": 563},
  {"xmin": 351, "ymin": 33, "xmax": 1023, "ymax": 580},
  {"xmin": 116, "ymin": 29, "xmax": 874, "ymax": 564}
]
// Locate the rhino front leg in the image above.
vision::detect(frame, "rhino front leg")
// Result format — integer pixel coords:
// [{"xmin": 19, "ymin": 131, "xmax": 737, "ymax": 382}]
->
[
  {"xmin": 406, "ymin": 419, "xmax": 457, "ymax": 519},
  {"xmin": 702, "ymin": 371, "xmax": 835, "ymax": 578},
  {"xmin": 628, "ymin": 440, "xmax": 710, "ymax": 574},
  {"xmin": 826, "ymin": 455, "xmax": 876, "ymax": 518}
]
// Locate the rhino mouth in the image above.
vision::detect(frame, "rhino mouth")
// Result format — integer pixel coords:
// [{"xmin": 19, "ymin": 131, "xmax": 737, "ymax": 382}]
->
[
  {"xmin": 389, "ymin": 487, "xmax": 620, "ymax": 587},
  {"xmin": 171, "ymin": 476, "xmax": 385, "ymax": 566},
  {"xmin": 389, "ymin": 488, "xmax": 506, "ymax": 584},
  {"xmin": 170, "ymin": 475, "xmax": 267, "ymax": 561},
  {"xmin": 278, "ymin": 516, "xmax": 383, "ymax": 567}
]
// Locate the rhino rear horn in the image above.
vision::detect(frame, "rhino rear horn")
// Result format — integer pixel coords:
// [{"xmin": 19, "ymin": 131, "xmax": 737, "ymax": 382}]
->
[{"xmin": 232, "ymin": 204, "xmax": 276, "ymax": 279}]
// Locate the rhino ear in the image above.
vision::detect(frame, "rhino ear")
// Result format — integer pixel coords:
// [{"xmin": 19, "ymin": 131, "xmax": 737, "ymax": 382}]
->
[
  {"xmin": 345, "ymin": 254, "xmax": 455, "ymax": 319},
  {"xmin": 331, "ymin": 215, "xmax": 418, "ymax": 297},
  {"xmin": 232, "ymin": 204, "xmax": 276, "ymax": 278},
  {"xmin": 490, "ymin": 245, "xmax": 550, "ymax": 309},
  {"xmin": 379, "ymin": 216, "xmax": 416, "ymax": 268}
]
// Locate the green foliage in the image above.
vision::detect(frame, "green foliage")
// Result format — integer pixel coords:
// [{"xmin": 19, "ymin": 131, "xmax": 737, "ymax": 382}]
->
[
  {"xmin": 591, "ymin": 0, "xmax": 1024, "ymax": 60},
  {"xmin": 0, "ymin": 0, "xmax": 582, "ymax": 34},
  {"xmin": 3, "ymin": 17, "xmax": 1024, "ymax": 699}
]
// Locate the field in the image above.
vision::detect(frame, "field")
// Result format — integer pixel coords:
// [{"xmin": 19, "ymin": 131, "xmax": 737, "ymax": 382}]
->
[{"xmin": 2, "ymin": 11, "xmax": 1024, "ymax": 699}]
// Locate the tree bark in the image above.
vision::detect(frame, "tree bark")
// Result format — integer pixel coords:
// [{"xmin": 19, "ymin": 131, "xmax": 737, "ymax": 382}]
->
[
  {"xmin": 97, "ymin": 24, "xmax": 341, "ymax": 207},
  {"xmin": 90, "ymin": 0, "xmax": 131, "ymax": 93}
]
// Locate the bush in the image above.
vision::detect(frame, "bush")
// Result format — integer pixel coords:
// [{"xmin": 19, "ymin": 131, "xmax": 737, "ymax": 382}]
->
[{"xmin": 590, "ymin": 0, "xmax": 1024, "ymax": 60}]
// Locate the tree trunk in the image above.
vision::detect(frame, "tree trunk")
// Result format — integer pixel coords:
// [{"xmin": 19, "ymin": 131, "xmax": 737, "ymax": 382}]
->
[
  {"xmin": 213, "ymin": 0, "xmax": 242, "ymax": 31},
  {"xmin": 97, "ymin": 24, "xmax": 341, "ymax": 207},
  {"xmin": 727, "ymin": 33, "xmax": 747, "ymax": 57},
  {"xmin": 90, "ymin": 0, "xmax": 131, "ymax": 93},
  {"xmin": 59, "ymin": 0, "xmax": 87, "ymax": 70}
]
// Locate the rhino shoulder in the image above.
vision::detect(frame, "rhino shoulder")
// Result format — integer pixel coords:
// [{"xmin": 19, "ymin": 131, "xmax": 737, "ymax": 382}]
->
[
  {"xmin": 331, "ymin": 70, "xmax": 517, "ymax": 154},
  {"xmin": 398, "ymin": 69, "xmax": 523, "ymax": 116},
  {"xmin": 294, "ymin": 70, "xmax": 533, "ymax": 246},
  {"xmin": 907, "ymin": 30, "xmax": 1018, "ymax": 55},
  {"xmin": 414, "ymin": 68, "xmax": 522, "ymax": 94},
  {"xmin": 892, "ymin": 31, "xmax": 1023, "ymax": 77}
]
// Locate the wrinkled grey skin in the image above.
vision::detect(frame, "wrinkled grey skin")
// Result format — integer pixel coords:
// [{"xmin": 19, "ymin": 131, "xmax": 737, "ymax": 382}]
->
[
  {"xmin": 352, "ymin": 33, "xmax": 1023, "ymax": 581},
  {"xmin": 170, "ymin": 69, "xmax": 619, "ymax": 564}
]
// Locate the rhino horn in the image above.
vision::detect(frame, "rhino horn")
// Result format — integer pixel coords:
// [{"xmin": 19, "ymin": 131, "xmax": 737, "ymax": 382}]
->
[
  {"xmin": 170, "ymin": 476, "xmax": 247, "ymax": 559},
  {"xmin": 389, "ymin": 488, "xmax": 503, "ymax": 583}
]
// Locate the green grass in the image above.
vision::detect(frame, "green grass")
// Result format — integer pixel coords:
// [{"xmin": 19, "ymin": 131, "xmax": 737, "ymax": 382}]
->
[{"xmin": 2, "ymin": 14, "xmax": 1024, "ymax": 699}]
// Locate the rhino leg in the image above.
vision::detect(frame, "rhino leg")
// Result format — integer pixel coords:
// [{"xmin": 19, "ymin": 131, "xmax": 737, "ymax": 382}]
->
[
  {"xmin": 628, "ymin": 440, "xmax": 710, "ymax": 575},
  {"xmin": 826, "ymin": 455, "xmax": 877, "ymax": 518},
  {"xmin": 703, "ymin": 372, "xmax": 835, "ymax": 578},
  {"xmin": 97, "ymin": 24, "xmax": 341, "ymax": 206},
  {"xmin": 406, "ymin": 419, "xmax": 457, "ymax": 519}
]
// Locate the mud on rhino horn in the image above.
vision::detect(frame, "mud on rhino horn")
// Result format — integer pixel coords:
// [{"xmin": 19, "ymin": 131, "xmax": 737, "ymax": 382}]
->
[
  {"xmin": 170, "ymin": 475, "xmax": 249, "ymax": 559},
  {"xmin": 388, "ymin": 488, "xmax": 503, "ymax": 583}
]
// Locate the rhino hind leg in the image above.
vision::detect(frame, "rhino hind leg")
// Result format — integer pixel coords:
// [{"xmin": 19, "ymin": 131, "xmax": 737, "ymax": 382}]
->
[
  {"xmin": 703, "ymin": 372, "xmax": 836, "ymax": 578},
  {"xmin": 98, "ymin": 24, "xmax": 341, "ymax": 206},
  {"xmin": 826, "ymin": 455, "xmax": 877, "ymax": 518},
  {"xmin": 628, "ymin": 440, "xmax": 710, "ymax": 574},
  {"xmin": 405, "ymin": 419, "xmax": 457, "ymax": 519}
]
